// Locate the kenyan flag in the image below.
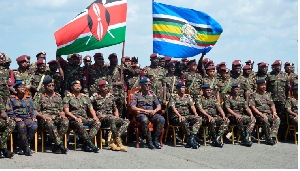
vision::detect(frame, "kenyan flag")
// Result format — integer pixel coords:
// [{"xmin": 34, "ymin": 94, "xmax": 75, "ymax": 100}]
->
[{"xmin": 55, "ymin": 0, "xmax": 127, "ymax": 56}]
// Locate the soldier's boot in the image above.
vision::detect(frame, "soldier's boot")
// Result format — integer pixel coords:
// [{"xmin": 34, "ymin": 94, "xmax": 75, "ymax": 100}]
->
[
  {"xmin": 212, "ymin": 134, "xmax": 224, "ymax": 148},
  {"xmin": 58, "ymin": 143, "xmax": 69, "ymax": 154},
  {"xmin": 240, "ymin": 132, "xmax": 253, "ymax": 147},
  {"xmin": 185, "ymin": 135, "xmax": 199, "ymax": 149},
  {"xmin": 2, "ymin": 148, "xmax": 14, "ymax": 158},
  {"xmin": 86, "ymin": 139, "xmax": 100, "ymax": 153},
  {"xmin": 192, "ymin": 135, "xmax": 201, "ymax": 147},
  {"xmin": 25, "ymin": 145, "xmax": 32, "ymax": 156},
  {"xmin": 0, "ymin": 151, "xmax": 4, "ymax": 158},
  {"xmin": 115, "ymin": 137, "xmax": 127, "ymax": 152},
  {"xmin": 146, "ymin": 134, "xmax": 155, "ymax": 150},
  {"xmin": 107, "ymin": 138, "xmax": 120, "ymax": 151},
  {"xmin": 266, "ymin": 138, "xmax": 275, "ymax": 145},
  {"xmin": 153, "ymin": 133, "xmax": 162, "ymax": 149},
  {"xmin": 52, "ymin": 144, "xmax": 60, "ymax": 153}
]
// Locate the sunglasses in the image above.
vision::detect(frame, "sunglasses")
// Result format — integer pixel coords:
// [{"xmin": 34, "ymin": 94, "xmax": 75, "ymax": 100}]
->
[
  {"xmin": 144, "ymin": 83, "xmax": 151, "ymax": 86},
  {"xmin": 47, "ymin": 83, "xmax": 55, "ymax": 87}
]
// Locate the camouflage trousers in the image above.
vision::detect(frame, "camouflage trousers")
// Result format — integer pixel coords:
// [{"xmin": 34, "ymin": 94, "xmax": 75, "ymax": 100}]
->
[
  {"xmin": 172, "ymin": 115, "xmax": 202, "ymax": 136},
  {"xmin": 39, "ymin": 115, "xmax": 69, "ymax": 145},
  {"xmin": 203, "ymin": 115, "xmax": 229, "ymax": 136},
  {"xmin": 114, "ymin": 94, "xmax": 125, "ymax": 119},
  {"xmin": 288, "ymin": 115, "xmax": 298, "ymax": 126},
  {"xmin": 70, "ymin": 117, "xmax": 100, "ymax": 141},
  {"xmin": 227, "ymin": 114, "xmax": 256, "ymax": 133},
  {"xmin": 0, "ymin": 119, "xmax": 16, "ymax": 149},
  {"xmin": 256, "ymin": 114, "xmax": 281, "ymax": 139},
  {"xmin": 15, "ymin": 119, "xmax": 38, "ymax": 146},
  {"xmin": 136, "ymin": 113, "xmax": 165, "ymax": 137},
  {"xmin": 100, "ymin": 115, "xmax": 129, "ymax": 137},
  {"xmin": 274, "ymin": 101, "xmax": 286, "ymax": 133}
]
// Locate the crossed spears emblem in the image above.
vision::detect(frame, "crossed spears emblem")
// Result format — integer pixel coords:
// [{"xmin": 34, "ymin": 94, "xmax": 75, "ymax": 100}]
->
[{"xmin": 86, "ymin": 0, "xmax": 115, "ymax": 45}]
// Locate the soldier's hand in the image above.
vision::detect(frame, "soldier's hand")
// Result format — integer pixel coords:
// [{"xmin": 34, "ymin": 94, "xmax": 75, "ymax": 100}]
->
[
  {"xmin": 60, "ymin": 115, "xmax": 67, "ymax": 119},
  {"xmin": 76, "ymin": 117, "xmax": 82, "ymax": 123},
  {"xmin": 250, "ymin": 115, "xmax": 255, "ymax": 120},
  {"xmin": 208, "ymin": 116, "xmax": 214, "ymax": 122},
  {"xmin": 33, "ymin": 118, "xmax": 38, "ymax": 122},
  {"xmin": 15, "ymin": 118, "xmax": 22, "ymax": 122},
  {"xmin": 43, "ymin": 116, "xmax": 52, "ymax": 122},
  {"xmin": 273, "ymin": 114, "xmax": 279, "ymax": 119},
  {"xmin": 222, "ymin": 116, "xmax": 229, "ymax": 122},
  {"xmin": 93, "ymin": 117, "xmax": 99, "ymax": 122},
  {"xmin": 261, "ymin": 114, "xmax": 268, "ymax": 121},
  {"xmin": 235, "ymin": 115, "xmax": 242, "ymax": 122},
  {"xmin": 6, "ymin": 117, "xmax": 11, "ymax": 123},
  {"xmin": 0, "ymin": 112, "xmax": 8, "ymax": 119},
  {"xmin": 179, "ymin": 116, "xmax": 185, "ymax": 122}
]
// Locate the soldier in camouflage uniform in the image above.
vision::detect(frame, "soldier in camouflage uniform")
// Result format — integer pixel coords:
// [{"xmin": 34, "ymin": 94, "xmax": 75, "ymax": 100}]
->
[
  {"xmin": 47, "ymin": 60, "xmax": 64, "ymax": 94},
  {"xmin": 195, "ymin": 84, "xmax": 229, "ymax": 148},
  {"xmin": 63, "ymin": 80, "xmax": 100, "ymax": 152},
  {"xmin": 168, "ymin": 82, "xmax": 202, "ymax": 149},
  {"xmin": 202, "ymin": 66, "xmax": 220, "ymax": 104},
  {"xmin": 163, "ymin": 62, "xmax": 180, "ymax": 102},
  {"xmin": 159, "ymin": 57, "xmax": 166, "ymax": 68},
  {"xmin": 242, "ymin": 65, "xmax": 256, "ymax": 100},
  {"xmin": 216, "ymin": 62, "xmax": 227, "ymax": 82},
  {"xmin": 184, "ymin": 59, "xmax": 203, "ymax": 101},
  {"xmin": 0, "ymin": 97, "xmax": 15, "ymax": 158},
  {"xmin": 284, "ymin": 62, "xmax": 298, "ymax": 95},
  {"xmin": 0, "ymin": 53, "xmax": 12, "ymax": 105},
  {"xmin": 89, "ymin": 53, "xmax": 107, "ymax": 95},
  {"xmin": 34, "ymin": 78, "xmax": 69, "ymax": 154},
  {"xmin": 6, "ymin": 81, "xmax": 38, "ymax": 156},
  {"xmin": 29, "ymin": 51, "xmax": 49, "ymax": 74},
  {"xmin": 91, "ymin": 80, "xmax": 129, "ymax": 152},
  {"xmin": 224, "ymin": 83, "xmax": 256, "ymax": 147},
  {"xmin": 216, "ymin": 67, "xmax": 231, "ymax": 104},
  {"xmin": 255, "ymin": 62, "xmax": 269, "ymax": 81},
  {"xmin": 130, "ymin": 77, "xmax": 165, "ymax": 149},
  {"xmin": 126, "ymin": 64, "xmax": 141, "ymax": 90},
  {"xmin": 266, "ymin": 60, "xmax": 290, "ymax": 139},
  {"xmin": 122, "ymin": 56, "xmax": 135, "ymax": 85},
  {"xmin": 249, "ymin": 79, "xmax": 281, "ymax": 145},
  {"xmin": 245, "ymin": 60, "xmax": 256, "ymax": 79},
  {"xmin": 164, "ymin": 56, "xmax": 172, "ymax": 69},
  {"xmin": 285, "ymin": 84, "xmax": 298, "ymax": 126},
  {"xmin": 143, "ymin": 53, "xmax": 167, "ymax": 103},
  {"xmin": 195, "ymin": 84, "xmax": 229, "ymax": 147},
  {"xmin": 83, "ymin": 55, "xmax": 92, "ymax": 69}
]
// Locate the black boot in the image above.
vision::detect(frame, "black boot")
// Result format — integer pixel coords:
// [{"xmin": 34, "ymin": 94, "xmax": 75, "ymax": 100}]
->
[
  {"xmin": 58, "ymin": 143, "xmax": 68, "ymax": 154},
  {"xmin": 266, "ymin": 138, "xmax": 275, "ymax": 145},
  {"xmin": 0, "ymin": 151, "xmax": 4, "ymax": 158},
  {"xmin": 240, "ymin": 132, "xmax": 253, "ymax": 147},
  {"xmin": 82, "ymin": 142, "xmax": 93, "ymax": 152},
  {"xmin": 52, "ymin": 144, "xmax": 60, "ymax": 153},
  {"xmin": 212, "ymin": 135, "xmax": 224, "ymax": 148},
  {"xmin": 86, "ymin": 139, "xmax": 100, "ymax": 153},
  {"xmin": 25, "ymin": 146, "xmax": 32, "ymax": 156},
  {"xmin": 153, "ymin": 134, "xmax": 162, "ymax": 149},
  {"xmin": 2, "ymin": 148, "xmax": 14, "ymax": 158},
  {"xmin": 146, "ymin": 134, "xmax": 155, "ymax": 149},
  {"xmin": 185, "ymin": 135, "xmax": 199, "ymax": 149},
  {"xmin": 193, "ymin": 135, "xmax": 201, "ymax": 147}
]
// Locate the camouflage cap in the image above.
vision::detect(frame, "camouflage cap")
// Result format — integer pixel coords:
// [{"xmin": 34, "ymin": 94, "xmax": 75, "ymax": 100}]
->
[{"xmin": 5, "ymin": 56, "xmax": 11, "ymax": 63}]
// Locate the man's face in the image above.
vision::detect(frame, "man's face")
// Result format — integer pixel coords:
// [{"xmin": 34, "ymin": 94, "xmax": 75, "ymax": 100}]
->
[
  {"xmin": 259, "ymin": 66, "xmax": 268, "ymax": 74},
  {"xmin": 141, "ymin": 82, "xmax": 151, "ymax": 91},
  {"xmin": 72, "ymin": 57, "xmax": 80, "ymax": 65},
  {"xmin": 125, "ymin": 60, "xmax": 131, "ymax": 66},
  {"xmin": 37, "ymin": 64, "xmax": 46, "ymax": 72},
  {"xmin": 99, "ymin": 84, "xmax": 109, "ymax": 94},
  {"xmin": 257, "ymin": 83, "xmax": 267, "ymax": 92},
  {"xmin": 285, "ymin": 66, "xmax": 292, "ymax": 73},
  {"xmin": 19, "ymin": 61, "xmax": 28, "ymax": 68},
  {"xmin": 243, "ymin": 69, "xmax": 251, "ymax": 75},
  {"xmin": 71, "ymin": 84, "xmax": 82, "ymax": 92},
  {"xmin": 49, "ymin": 64, "xmax": 58, "ymax": 71},
  {"xmin": 94, "ymin": 57, "xmax": 104, "ymax": 66},
  {"xmin": 206, "ymin": 69, "xmax": 215, "ymax": 77},
  {"xmin": 221, "ymin": 71, "xmax": 229, "ymax": 79},
  {"xmin": 45, "ymin": 82, "xmax": 55, "ymax": 92},
  {"xmin": 272, "ymin": 64, "xmax": 281, "ymax": 72},
  {"xmin": 246, "ymin": 63, "xmax": 253, "ymax": 69},
  {"xmin": 179, "ymin": 86, "xmax": 186, "ymax": 94},
  {"xmin": 159, "ymin": 60, "xmax": 165, "ymax": 67},
  {"xmin": 16, "ymin": 85, "xmax": 25, "ymax": 94},
  {"xmin": 0, "ymin": 57, "xmax": 4, "ymax": 65},
  {"xmin": 109, "ymin": 56, "xmax": 118, "ymax": 65},
  {"xmin": 206, "ymin": 63, "xmax": 214, "ymax": 68},
  {"xmin": 233, "ymin": 66, "xmax": 241, "ymax": 74},
  {"xmin": 151, "ymin": 57, "xmax": 159, "ymax": 66},
  {"xmin": 168, "ymin": 66, "xmax": 175, "ymax": 73},
  {"xmin": 203, "ymin": 88, "xmax": 212, "ymax": 97},
  {"xmin": 232, "ymin": 87, "xmax": 240, "ymax": 95},
  {"xmin": 84, "ymin": 60, "xmax": 92, "ymax": 67},
  {"xmin": 133, "ymin": 67, "xmax": 141, "ymax": 74},
  {"xmin": 189, "ymin": 63, "xmax": 197, "ymax": 71}
]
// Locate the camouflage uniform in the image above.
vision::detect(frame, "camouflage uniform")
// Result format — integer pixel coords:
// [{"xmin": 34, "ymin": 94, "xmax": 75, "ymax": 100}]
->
[
  {"xmin": 88, "ymin": 65, "xmax": 107, "ymax": 95},
  {"xmin": 62, "ymin": 65, "xmax": 85, "ymax": 96},
  {"xmin": 31, "ymin": 72, "xmax": 50, "ymax": 97},
  {"xmin": 5, "ymin": 95, "xmax": 38, "ymax": 148},
  {"xmin": 168, "ymin": 94, "xmax": 202, "ymax": 136},
  {"xmin": 0, "ymin": 97, "xmax": 16, "ymax": 149},
  {"xmin": 242, "ymin": 75, "xmax": 256, "ymax": 98},
  {"xmin": 34, "ymin": 92, "xmax": 69, "ymax": 145},
  {"xmin": 0, "ymin": 66, "xmax": 11, "ymax": 105},
  {"xmin": 130, "ymin": 91, "xmax": 165, "ymax": 137},
  {"xmin": 230, "ymin": 76, "xmax": 250, "ymax": 100},
  {"xmin": 163, "ymin": 75, "xmax": 180, "ymax": 101},
  {"xmin": 195, "ymin": 96, "xmax": 229, "ymax": 137},
  {"xmin": 224, "ymin": 96, "xmax": 255, "ymax": 133},
  {"xmin": 216, "ymin": 78, "xmax": 232, "ymax": 104},
  {"xmin": 63, "ymin": 93, "xmax": 100, "ymax": 141},
  {"xmin": 203, "ymin": 77, "xmax": 219, "ymax": 99},
  {"xmin": 46, "ymin": 71, "xmax": 63, "ymax": 94},
  {"xmin": 127, "ymin": 75, "xmax": 141, "ymax": 90},
  {"xmin": 91, "ymin": 93, "xmax": 129, "ymax": 137},
  {"xmin": 184, "ymin": 72, "xmax": 203, "ymax": 100},
  {"xmin": 285, "ymin": 97, "xmax": 298, "ymax": 125},
  {"xmin": 249, "ymin": 92, "xmax": 281, "ymax": 139},
  {"xmin": 29, "ymin": 62, "xmax": 50, "ymax": 74}
]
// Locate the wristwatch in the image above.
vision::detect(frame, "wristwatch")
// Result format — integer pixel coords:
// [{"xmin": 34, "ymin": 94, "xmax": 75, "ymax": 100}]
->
[{"xmin": 273, "ymin": 112, "xmax": 277, "ymax": 115}]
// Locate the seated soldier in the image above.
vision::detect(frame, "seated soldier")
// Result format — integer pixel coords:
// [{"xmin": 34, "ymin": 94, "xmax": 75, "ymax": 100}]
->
[
  {"xmin": 168, "ymin": 82, "xmax": 202, "ymax": 149},
  {"xmin": 91, "ymin": 80, "xmax": 129, "ymax": 152},
  {"xmin": 195, "ymin": 84, "xmax": 229, "ymax": 148},
  {"xmin": 0, "ymin": 97, "xmax": 15, "ymax": 158},
  {"xmin": 224, "ymin": 83, "xmax": 256, "ymax": 147},
  {"xmin": 34, "ymin": 78, "xmax": 69, "ymax": 154},
  {"xmin": 285, "ymin": 84, "xmax": 298, "ymax": 126},
  {"xmin": 63, "ymin": 80, "xmax": 100, "ymax": 152},
  {"xmin": 130, "ymin": 77, "xmax": 165, "ymax": 149},
  {"xmin": 249, "ymin": 79, "xmax": 280, "ymax": 145},
  {"xmin": 6, "ymin": 81, "xmax": 38, "ymax": 156}
]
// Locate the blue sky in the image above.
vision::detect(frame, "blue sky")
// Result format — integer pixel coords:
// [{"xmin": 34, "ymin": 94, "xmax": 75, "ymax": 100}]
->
[{"xmin": 0, "ymin": 0, "xmax": 298, "ymax": 72}]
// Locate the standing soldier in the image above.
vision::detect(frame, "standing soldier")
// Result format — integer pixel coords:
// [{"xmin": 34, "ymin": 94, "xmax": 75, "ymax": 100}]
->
[
  {"xmin": 284, "ymin": 62, "xmax": 298, "ymax": 95},
  {"xmin": 6, "ymin": 81, "xmax": 38, "ymax": 156},
  {"xmin": 168, "ymin": 82, "xmax": 202, "ymax": 149},
  {"xmin": 159, "ymin": 57, "xmax": 166, "ymax": 68},
  {"xmin": 4, "ymin": 56, "xmax": 16, "ymax": 94},
  {"xmin": 285, "ymin": 84, "xmax": 298, "ymax": 126},
  {"xmin": 126, "ymin": 64, "xmax": 142, "ymax": 90},
  {"xmin": 163, "ymin": 62, "xmax": 180, "ymax": 102},
  {"xmin": 29, "ymin": 51, "xmax": 47, "ymax": 73},
  {"xmin": 195, "ymin": 84, "xmax": 230, "ymax": 147},
  {"xmin": 216, "ymin": 67, "xmax": 231, "ymax": 104},
  {"xmin": 249, "ymin": 79, "xmax": 281, "ymax": 145},
  {"xmin": 242, "ymin": 65, "xmax": 256, "ymax": 100},
  {"xmin": 184, "ymin": 59, "xmax": 203, "ymax": 101},
  {"xmin": 63, "ymin": 80, "xmax": 100, "ymax": 152},
  {"xmin": 216, "ymin": 62, "xmax": 227, "ymax": 82},
  {"xmin": 91, "ymin": 80, "xmax": 129, "ymax": 152},
  {"xmin": 224, "ymin": 83, "xmax": 256, "ymax": 147},
  {"xmin": 202, "ymin": 66, "xmax": 220, "ymax": 104},
  {"xmin": 0, "ymin": 53, "xmax": 13, "ymax": 104},
  {"xmin": 245, "ymin": 60, "xmax": 256, "ymax": 78},
  {"xmin": 164, "ymin": 56, "xmax": 172, "ymax": 69},
  {"xmin": 13, "ymin": 56, "xmax": 32, "ymax": 92},
  {"xmin": 89, "ymin": 53, "xmax": 107, "ymax": 96},
  {"xmin": 34, "ymin": 78, "xmax": 69, "ymax": 154},
  {"xmin": 0, "ymin": 97, "xmax": 15, "ymax": 158},
  {"xmin": 47, "ymin": 60, "xmax": 64, "ymax": 94},
  {"xmin": 266, "ymin": 60, "xmax": 290, "ymax": 139},
  {"xmin": 130, "ymin": 78, "xmax": 165, "ymax": 149},
  {"xmin": 83, "ymin": 55, "xmax": 92, "ymax": 69},
  {"xmin": 255, "ymin": 62, "xmax": 269, "ymax": 81}
]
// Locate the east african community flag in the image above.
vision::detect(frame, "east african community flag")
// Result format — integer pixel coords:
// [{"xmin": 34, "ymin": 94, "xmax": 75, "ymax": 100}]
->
[
  {"xmin": 55, "ymin": 0, "xmax": 127, "ymax": 56},
  {"xmin": 153, "ymin": 2, "xmax": 223, "ymax": 58}
]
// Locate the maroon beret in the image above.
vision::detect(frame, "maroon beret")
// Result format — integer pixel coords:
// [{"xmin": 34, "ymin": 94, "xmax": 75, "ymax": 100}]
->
[
  {"xmin": 93, "ymin": 53, "xmax": 103, "ymax": 58},
  {"xmin": 187, "ymin": 59, "xmax": 197, "ymax": 65},
  {"xmin": 36, "ymin": 51, "xmax": 46, "ymax": 58},
  {"xmin": 220, "ymin": 67, "xmax": 230, "ymax": 72},
  {"xmin": 243, "ymin": 65, "xmax": 251, "ymax": 70},
  {"xmin": 71, "ymin": 54, "xmax": 80, "ymax": 58},
  {"xmin": 108, "ymin": 53, "xmax": 117, "ymax": 60},
  {"xmin": 206, "ymin": 66, "xmax": 215, "ymax": 70},
  {"xmin": 181, "ymin": 58, "xmax": 188, "ymax": 62},
  {"xmin": 36, "ymin": 58, "xmax": 46, "ymax": 65},
  {"xmin": 245, "ymin": 60, "xmax": 254, "ymax": 64},
  {"xmin": 219, "ymin": 62, "xmax": 226, "ymax": 66},
  {"xmin": 216, "ymin": 64, "xmax": 220, "ymax": 68},
  {"xmin": 165, "ymin": 56, "xmax": 171, "ymax": 61},
  {"xmin": 83, "ymin": 55, "xmax": 92, "ymax": 61},
  {"xmin": 47, "ymin": 60, "xmax": 57, "ymax": 65},
  {"xmin": 98, "ymin": 80, "xmax": 108, "ymax": 86},
  {"xmin": 271, "ymin": 60, "xmax": 282, "ymax": 66},
  {"xmin": 0, "ymin": 53, "xmax": 5, "ymax": 58},
  {"xmin": 232, "ymin": 60, "xmax": 242, "ymax": 66},
  {"xmin": 285, "ymin": 62, "xmax": 294, "ymax": 66},
  {"xmin": 16, "ymin": 55, "xmax": 29, "ymax": 62},
  {"xmin": 203, "ymin": 58, "xmax": 210, "ymax": 63},
  {"xmin": 170, "ymin": 60, "xmax": 178, "ymax": 63},
  {"xmin": 258, "ymin": 62, "xmax": 268, "ymax": 67},
  {"xmin": 124, "ymin": 56, "xmax": 131, "ymax": 60},
  {"xmin": 150, "ymin": 53, "xmax": 159, "ymax": 58},
  {"xmin": 166, "ymin": 62, "xmax": 176, "ymax": 68}
]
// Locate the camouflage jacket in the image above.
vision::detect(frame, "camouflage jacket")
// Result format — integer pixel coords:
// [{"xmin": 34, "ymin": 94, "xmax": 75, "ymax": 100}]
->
[
  {"xmin": 202, "ymin": 76, "xmax": 219, "ymax": 96},
  {"xmin": 216, "ymin": 78, "xmax": 232, "ymax": 96},
  {"xmin": 163, "ymin": 75, "xmax": 180, "ymax": 101},
  {"xmin": 249, "ymin": 92, "xmax": 274, "ymax": 114},
  {"xmin": 63, "ymin": 93, "xmax": 92, "ymax": 118},
  {"xmin": 127, "ymin": 75, "xmax": 141, "ymax": 90},
  {"xmin": 130, "ymin": 91, "xmax": 160, "ymax": 114},
  {"xmin": 255, "ymin": 72, "xmax": 268, "ymax": 81},
  {"xmin": 88, "ymin": 65, "xmax": 107, "ymax": 95},
  {"xmin": 91, "ymin": 93, "xmax": 116, "ymax": 116},
  {"xmin": 34, "ymin": 92, "xmax": 63, "ymax": 116},
  {"xmin": 194, "ymin": 96, "xmax": 220, "ymax": 116},
  {"xmin": 47, "ymin": 71, "xmax": 63, "ymax": 94},
  {"xmin": 5, "ymin": 94, "xmax": 36, "ymax": 119},
  {"xmin": 102, "ymin": 66, "xmax": 124, "ymax": 96},
  {"xmin": 266, "ymin": 71, "xmax": 290, "ymax": 102},
  {"xmin": 184, "ymin": 71, "xmax": 203, "ymax": 95},
  {"xmin": 285, "ymin": 98, "xmax": 298, "ymax": 114},
  {"xmin": 13, "ymin": 68, "xmax": 32, "ymax": 83},
  {"xmin": 0, "ymin": 66, "xmax": 10, "ymax": 97},
  {"xmin": 230, "ymin": 75, "xmax": 251, "ymax": 99},
  {"xmin": 31, "ymin": 72, "xmax": 51, "ymax": 95},
  {"xmin": 143, "ymin": 66, "xmax": 166, "ymax": 101},
  {"xmin": 63, "ymin": 64, "xmax": 85, "ymax": 92},
  {"xmin": 168, "ymin": 94, "xmax": 194, "ymax": 118},
  {"xmin": 224, "ymin": 96, "xmax": 249, "ymax": 115}
]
